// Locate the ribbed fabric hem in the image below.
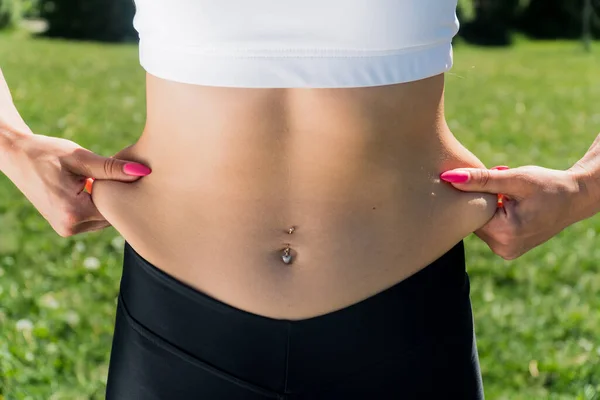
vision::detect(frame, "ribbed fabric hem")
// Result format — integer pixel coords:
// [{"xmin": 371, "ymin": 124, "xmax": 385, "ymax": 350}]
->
[{"xmin": 138, "ymin": 41, "xmax": 454, "ymax": 88}]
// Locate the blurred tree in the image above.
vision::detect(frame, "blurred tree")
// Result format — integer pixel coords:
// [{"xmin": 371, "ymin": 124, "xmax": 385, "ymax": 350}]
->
[
  {"xmin": 40, "ymin": 0, "xmax": 137, "ymax": 42},
  {"xmin": 583, "ymin": 0, "xmax": 593, "ymax": 51},
  {"xmin": 460, "ymin": 0, "xmax": 521, "ymax": 46},
  {"xmin": 0, "ymin": 0, "xmax": 23, "ymax": 29},
  {"xmin": 517, "ymin": 0, "xmax": 600, "ymax": 39},
  {"xmin": 21, "ymin": 0, "xmax": 40, "ymax": 18}
]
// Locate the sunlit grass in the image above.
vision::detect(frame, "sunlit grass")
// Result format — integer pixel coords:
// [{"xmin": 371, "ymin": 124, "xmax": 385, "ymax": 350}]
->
[{"xmin": 1, "ymin": 33, "xmax": 599, "ymax": 399}]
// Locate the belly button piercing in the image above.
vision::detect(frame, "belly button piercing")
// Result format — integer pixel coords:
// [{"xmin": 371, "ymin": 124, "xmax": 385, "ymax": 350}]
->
[
  {"xmin": 281, "ymin": 227, "xmax": 295, "ymax": 264},
  {"xmin": 282, "ymin": 245, "xmax": 292, "ymax": 264}
]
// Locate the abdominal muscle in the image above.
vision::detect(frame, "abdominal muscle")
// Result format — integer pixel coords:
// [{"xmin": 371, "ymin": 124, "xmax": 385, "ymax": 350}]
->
[{"xmin": 91, "ymin": 73, "xmax": 496, "ymax": 320}]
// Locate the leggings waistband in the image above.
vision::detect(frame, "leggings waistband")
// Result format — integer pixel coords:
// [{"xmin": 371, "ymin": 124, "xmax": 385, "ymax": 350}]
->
[{"xmin": 119, "ymin": 240, "xmax": 474, "ymax": 395}]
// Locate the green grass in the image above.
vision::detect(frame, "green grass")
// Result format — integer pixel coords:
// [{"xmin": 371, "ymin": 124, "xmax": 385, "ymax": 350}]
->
[{"xmin": 0, "ymin": 33, "xmax": 600, "ymax": 399}]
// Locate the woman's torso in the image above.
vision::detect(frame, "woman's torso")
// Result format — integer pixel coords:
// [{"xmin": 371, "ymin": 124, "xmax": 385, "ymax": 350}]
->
[{"xmin": 91, "ymin": 73, "xmax": 496, "ymax": 320}]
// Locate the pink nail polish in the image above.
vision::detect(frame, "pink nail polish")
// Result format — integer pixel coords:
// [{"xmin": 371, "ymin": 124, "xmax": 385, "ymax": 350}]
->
[
  {"xmin": 123, "ymin": 163, "xmax": 152, "ymax": 176},
  {"xmin": 440, "ymin": 171, "xmax": 469, "ymax": 183}
]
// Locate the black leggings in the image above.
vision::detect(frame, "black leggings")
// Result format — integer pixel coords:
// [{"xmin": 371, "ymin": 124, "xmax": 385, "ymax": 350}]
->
[{"xmin": 105, "ymin": 241, "xmax": 484, "ymax": 399}]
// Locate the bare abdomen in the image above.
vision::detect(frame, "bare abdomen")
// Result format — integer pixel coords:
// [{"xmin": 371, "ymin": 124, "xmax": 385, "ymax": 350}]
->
[{"xmin": 91, "ymin": 73, "xmax": 496, "ymax": 319}]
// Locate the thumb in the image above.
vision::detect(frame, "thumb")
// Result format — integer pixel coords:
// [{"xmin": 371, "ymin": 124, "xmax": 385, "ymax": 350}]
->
[
  {"xmin": 66, "ymin": 147, "xmax": 152, "ymax": 181},
  {"xmin": 440, "ymin": 168, "xmax": 516, "ymax": 195}
]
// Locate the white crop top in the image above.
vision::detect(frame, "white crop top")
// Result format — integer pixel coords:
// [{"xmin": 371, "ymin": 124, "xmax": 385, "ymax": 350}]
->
[{"xmin": 132, "ymin": 1, "xmax": 460, "ymax": 88}]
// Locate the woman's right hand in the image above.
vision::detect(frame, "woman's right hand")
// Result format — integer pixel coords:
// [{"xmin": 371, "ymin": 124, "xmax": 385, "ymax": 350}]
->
[{"xmin": 3, "ymin": 132, "xmax": 151, "ymax": 237}]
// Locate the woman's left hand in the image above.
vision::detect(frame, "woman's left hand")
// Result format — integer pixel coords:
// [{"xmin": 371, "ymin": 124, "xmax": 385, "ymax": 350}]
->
[{"xmin": 440, "ymin": 165, "xmax": 594, "ymax": 260}]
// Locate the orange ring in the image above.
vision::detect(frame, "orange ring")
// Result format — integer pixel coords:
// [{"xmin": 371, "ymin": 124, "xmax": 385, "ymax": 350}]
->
[
  {"xmin": 84, "ymin": 178, "xmax": 95, "ymax": 194},
  {"xmin": 490, "ymin": 166, "xmax": 509, "ymax": 208}
]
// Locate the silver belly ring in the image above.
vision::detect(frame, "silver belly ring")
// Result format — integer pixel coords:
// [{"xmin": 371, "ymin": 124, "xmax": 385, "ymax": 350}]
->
[{"xmin": 282, "ymin": 246, "xmax": 292, "ymax": 264}]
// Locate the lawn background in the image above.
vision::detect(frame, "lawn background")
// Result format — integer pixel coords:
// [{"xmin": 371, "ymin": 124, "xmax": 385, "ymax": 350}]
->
[{"xmin": 0, "ymin": 33, "xmax": 599, "ymax": 399}]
